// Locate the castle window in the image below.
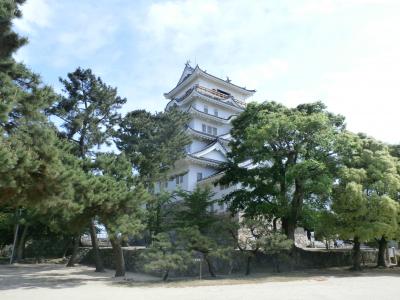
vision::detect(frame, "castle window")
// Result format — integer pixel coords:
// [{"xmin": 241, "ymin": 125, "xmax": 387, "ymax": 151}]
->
[
  {"xmin": 204, "ymin": 105, "xmax": 208, "ymax": 114},
  {"xmin": 197, "ymin": 172, "xmax": 203, "ymax": 181},
  {"xmin": 214, "ymin": 109, "xmax": 218, "ymax": 117},
  {"xmin": 206, "ymin": 125, "xmax": 218, "ymax": 136},
  {"xmin": 202, "ymin": 124, "xmax": 207, "ymax": 132},
  {"xmin": 217, "ymin": 89, "xmax": 230, "ymax": 96},
  {"xmin": 175, "ymin": 175, "xmax": 184, "ymax": 185}
]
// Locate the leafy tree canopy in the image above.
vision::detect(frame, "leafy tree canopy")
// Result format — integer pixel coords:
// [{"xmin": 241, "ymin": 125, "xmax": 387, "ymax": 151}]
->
[
  {"xmin": 333, "ymin": 133, "xmax": 400, "ymax": 242},
  {"xmin": 50, "ymin": 67, "xmax": 126, "ymax": 158},
  {"xmin": 115, "ymin": 108, "xmax": 191, "ymax": 187},
  {"xmin": 220, "ymin": 101, "xmax": 345, "ymax": 239}
]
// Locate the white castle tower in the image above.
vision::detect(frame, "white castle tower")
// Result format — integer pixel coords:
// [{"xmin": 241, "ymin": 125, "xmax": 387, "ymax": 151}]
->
[{"xmin": 161, "ymin": 62, "xmax": 255, "ymax": 209}]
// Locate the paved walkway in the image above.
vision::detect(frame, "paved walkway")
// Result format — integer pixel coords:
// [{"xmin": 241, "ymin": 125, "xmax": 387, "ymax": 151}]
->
[{"xmin": 1, "ymin": 264, "xmax": 399, "ymax": 300}]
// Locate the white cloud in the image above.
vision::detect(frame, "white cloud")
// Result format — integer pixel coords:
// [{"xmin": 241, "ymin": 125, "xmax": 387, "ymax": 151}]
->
[
  {"xmin": 14, "ymin": 0, "xmax": 52, "ymax": 34},
  {"xmin": 55, "ymin": 15, "xmax": 119, "ymax": 64},
  {"xmin": 11, "ymin": 0, "xmax": 400, "ymax": 144},
  {"xmin": 232, "ymin": 59, "xmax": 289, "ymax": 89},
  {"xmin": 289, "ymin": 0, "xmax": 399, "ymax": 18},
  {"xmin": 138, "ymin": 0, "xmax": 272, "ymax": 56}
]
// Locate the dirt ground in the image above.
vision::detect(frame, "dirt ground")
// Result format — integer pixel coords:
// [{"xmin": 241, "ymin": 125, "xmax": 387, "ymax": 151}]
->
[{"xmin": 1, "ymin": 263, "xmax": 399, "ymax": 300}]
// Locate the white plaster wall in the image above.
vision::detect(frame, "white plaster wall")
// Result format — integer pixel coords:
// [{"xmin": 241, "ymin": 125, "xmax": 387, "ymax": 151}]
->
[
  {"xmin": 192, "ymin": 99, "xmax": 237, "ymax": 119},
  {"xmin": 191, "ymin": 117, "xmax": 231, "ymax": 136},
  {"xmin": 189, "ymin": 139, "xmax": 209, "ymax": 153},
  {"xmin": 162, "ymin": 171, "xmax": 190, "ymax": 192},
  {"xmin": 211, "ymin": 183, "xmax": 240, "ymax": 212},
  {"xmin": 179, "ymin": 103, "xmax": 191, "ymax": 111},
  {"xmin": 187, "ymin": 164, "xmax": 218, "ymax": 191},
  {"xmin": 165, "ymin": 70, "xmax": 249, "ymax": 201},
  {"xmin": 202, "ymin": 150, "xmax": 227, "ymax": 162}
]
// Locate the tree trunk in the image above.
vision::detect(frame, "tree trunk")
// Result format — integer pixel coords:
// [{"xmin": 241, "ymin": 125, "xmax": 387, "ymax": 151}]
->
[
  {"xmin": 287, "ymin": 221, "xmax": 296, "ymax": 241},
  {"xmin": 205, "ymin": 256, "xmax": 216, "ymax": 277},
  {"xmin": 272, "ymin": 218, "xmax": 278, "ymax": 232},
  {"xmin": 282, "ymin": 217, "xmax": 296, "ymax": 241},
  {"xmin": 352, "ymin": 237, "xmax": 362, "ymax": 271},
  {"xmin": 377, "ymin": 236, "xmax": 387, "ymax": 267},
  {"xmin": 16, "ymin": 225, "xmax": 28, "ymax": 262},
  {"xmin": 10, "ymin": 212, "xmax": 20, "ymax": 264},
  {"xmin": 62, "ymin": 239, "xmax": 72, "ymax": 259},
  {"xmin": 245, "ymin": 256, "xmax": 251, "ymax": 276},
  {"xmin": 67, "ymin": 234, "xmax": 80, "ymax": 267},
  {"xmin": 89, "ymin": 220, "xmax": 105, "ymax": 272},
  {"xmin": 163, "ymin": 269, "xmax": 169, "ymax": 281},
  {"xmin": 286, "ymin": 179, "xmax": 304, "ymax": 242},
  {"xmin": 110, "ymin": 236, "xmax": 125, "ymax": 277}
]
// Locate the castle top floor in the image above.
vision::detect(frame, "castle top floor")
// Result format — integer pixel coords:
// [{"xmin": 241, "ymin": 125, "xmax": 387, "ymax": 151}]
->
[{"xmin": 164, "ymin": 63, "xmax": 256, "ymax": 104}]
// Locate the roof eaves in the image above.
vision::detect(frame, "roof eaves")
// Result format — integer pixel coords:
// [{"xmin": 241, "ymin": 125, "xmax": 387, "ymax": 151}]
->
[{"xmin": 197, "ymin": 66, "xmax": 256, "ymax": 94}]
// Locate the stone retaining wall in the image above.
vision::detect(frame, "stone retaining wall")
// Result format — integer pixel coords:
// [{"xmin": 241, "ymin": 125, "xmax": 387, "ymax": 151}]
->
[{"xmin": 78, "ymin": 247, "xmax": 378, "ymax": 277}]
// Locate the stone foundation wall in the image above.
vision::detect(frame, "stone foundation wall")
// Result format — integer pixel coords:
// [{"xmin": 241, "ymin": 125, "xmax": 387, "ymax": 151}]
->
[{"xmin": 78, "ymin": 247, "xmax": 378, "ymax": 277}]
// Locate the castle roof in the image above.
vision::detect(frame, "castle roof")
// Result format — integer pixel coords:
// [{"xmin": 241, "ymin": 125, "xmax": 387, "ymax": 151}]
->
[
  {"xmin": 166, "ymin": 85, "xmax": 246, "ymax": 111},
  {"xmin": 164, "ymin": 63, "xmax": 256, "ymax": 100}
]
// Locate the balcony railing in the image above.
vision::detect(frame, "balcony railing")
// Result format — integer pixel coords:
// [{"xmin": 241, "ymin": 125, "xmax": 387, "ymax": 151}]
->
[
  {"xmin": 196, "ymin": 85, "xmax": 230, "ymax": 100},
  {"xmin": 196, "ymin": 85, "xmax": 246, "ymax": 107},
  {"xmin": 175, "ymin": 84, "xmax": 246, "ymax": 107}
]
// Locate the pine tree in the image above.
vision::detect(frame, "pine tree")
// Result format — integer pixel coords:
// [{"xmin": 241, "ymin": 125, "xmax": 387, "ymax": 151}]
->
[
  {"xmin": 227, "ymin": 217, "xmax": 292, "ymax": 275},
  {"xmin": 92, "ymin": 153, "xmax": 149, "ymax": 276},
  {"xmin": 141, "ymin": 232, "xmax": 191, "ymax": 281},
  {"xmin": 0, "ymin": 0, "xmax": 83, "ymax": 263},
  {"xmin": 49, "ymin": 67, "xmax": 127, "ymax": 272},
  {"xmin": 174, "ymin": 187, "xmax": 230, "ymax": 277},
  {"xmin": 114, "ymin": 108, "xmax": 190, "ymax": 188}
]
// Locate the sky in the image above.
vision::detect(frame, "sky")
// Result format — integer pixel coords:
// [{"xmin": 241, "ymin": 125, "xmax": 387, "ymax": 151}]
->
[{"xmin": 13, "ymin": 0, "xmax": 400, "ymax": 144}]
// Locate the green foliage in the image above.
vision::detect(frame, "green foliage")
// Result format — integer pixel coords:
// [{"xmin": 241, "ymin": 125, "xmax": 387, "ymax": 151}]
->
[
  {"xmin": 0, "ymin": 2, "xmax": 88, "ymax": 260},
  {"xmin": 0, "ymin": 0, "xmax": 27, "ymax": 68},
  {"xmin": 0, "ymin": 211, "xmax": 14, "ymax": 247},
  {"xmin": 333, "ymin": 133, "xmax": 400, "ymax": 242},
  {"xmin": 177, "ymin": 226, "xmax": 222, "ymax": 257},
  {"xmin": 174, "ymin": 188, "xmax": 233, "ymax": 276},
  {"xmin": 141, "ymin": 232, "xmax": 191, "ymax": 281},
  {"xmin": 175, "ymin": 187, "xmax": 217, "ymax": 232},
  {"xmin": 146, "ymin": 192, "xmax": 174, "ymax": 238},
  {"xmin": 176, "ymin": 187, "xmax": 232, "ymax": 256},
  {"xmin": 220, "ymin": 101, "xmax": 345, "ymax": 239},
  {"xmin": 143, "ymin": 188, "xmax": 234, "ymax": 279},
  {"xmin": 0, "ymin": 124, "xmax": 80, "ymax": 212},
  {"xmin": 258, "ymin": 232, "xmax": 293, "ymax": 255},
  {"xmin": 232, "ymin": 217, "xmax": 292, "ymax": 255},
  {"xmin": 115, "ymin": 108, "xmax": 191, "ymax": 187},
  {"xmin": 89, "ymin": 153, "xmax": 149, "ymax": 238},
  {"xmin": 47, "ymin": 67, "xmax": 144, "ymax": 236},
  {"xmin": 312, "ymin": 210, "xmax": 338, "ymax": 245},
  {"xmin": 50, "ymin": 67, "xmax": 126, "ymax": 158}
]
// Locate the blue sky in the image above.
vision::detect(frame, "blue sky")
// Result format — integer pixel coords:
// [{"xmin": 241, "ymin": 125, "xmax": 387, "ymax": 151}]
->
[{"xmin": 13, "ymin": 0, "xmax": 400, "ymax": 144}]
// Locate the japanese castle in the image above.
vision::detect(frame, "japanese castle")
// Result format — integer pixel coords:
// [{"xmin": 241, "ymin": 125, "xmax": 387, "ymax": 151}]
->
[{"xmin": 160, "ymin": 62, "xmax": 255, "ymax": 210}]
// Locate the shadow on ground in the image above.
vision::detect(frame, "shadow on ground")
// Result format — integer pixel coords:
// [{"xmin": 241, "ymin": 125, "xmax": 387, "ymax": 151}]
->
[
  {"xmin": 2, "ymin": 263, "xmax": 400, "ymax": 291},
  {"xmin": 114, "ymin": 265, "xmax": 400, "ymax": 288},
  {"xmin": 0, "ymin": 264, "xmax": 117, "ymax": 290}
]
